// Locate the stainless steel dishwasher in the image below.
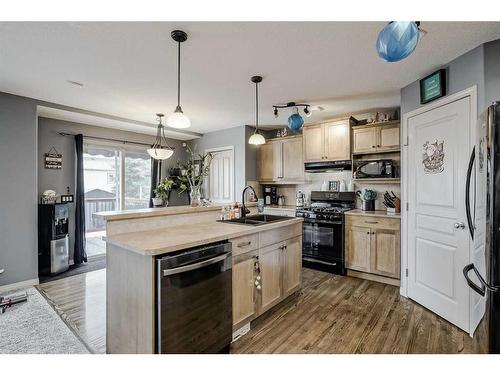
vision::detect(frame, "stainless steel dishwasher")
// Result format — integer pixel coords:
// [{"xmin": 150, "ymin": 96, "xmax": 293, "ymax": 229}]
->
[{"xmin": 156, "ymin": 241, "xmax": 232, "ymax": 354}]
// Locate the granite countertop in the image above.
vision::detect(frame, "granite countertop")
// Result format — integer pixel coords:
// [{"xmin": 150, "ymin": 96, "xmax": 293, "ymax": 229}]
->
[
  {"xmin": 103, "ymin": 217, "xmax": 303, "ymax": 256},
  {"xmin": 94, "ymin": 202, "xmax": 257, "ymax": 222},
  {"xmin": 345, "ymin": 209, "xmax": 401, "ymax": 219},
  {"xmin": 264, "ymin": 205, "xmax": 297, "ymax": 210}
]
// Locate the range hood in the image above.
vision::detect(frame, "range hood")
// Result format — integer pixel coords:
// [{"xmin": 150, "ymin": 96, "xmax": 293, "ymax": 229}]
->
[{"xmin": 304, "ymin": 160, "xmax": 352, "ymax": 173}]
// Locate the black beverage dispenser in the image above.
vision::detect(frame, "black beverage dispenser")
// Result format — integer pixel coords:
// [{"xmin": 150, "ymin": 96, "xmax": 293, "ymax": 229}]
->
[{"xmin": 38, "ymin": 203, "xmax": 70, "ymax": 276}]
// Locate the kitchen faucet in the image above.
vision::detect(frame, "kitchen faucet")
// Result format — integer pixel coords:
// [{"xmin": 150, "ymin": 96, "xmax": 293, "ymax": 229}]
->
[{"xmin": 241, "ymin": 185, "xmax": 257, "ymax": 218}]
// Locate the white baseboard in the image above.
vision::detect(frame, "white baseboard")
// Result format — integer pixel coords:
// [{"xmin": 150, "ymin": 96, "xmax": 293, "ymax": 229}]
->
[{"xmin": 0, "ymin": 278, "xmax": 39, "ymax": 294}]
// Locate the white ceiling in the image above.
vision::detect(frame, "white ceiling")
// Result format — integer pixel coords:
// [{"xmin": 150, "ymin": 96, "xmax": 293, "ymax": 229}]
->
[{"xmin": 1, "ymin": 22, "xmax": 500, "ymax": 138}]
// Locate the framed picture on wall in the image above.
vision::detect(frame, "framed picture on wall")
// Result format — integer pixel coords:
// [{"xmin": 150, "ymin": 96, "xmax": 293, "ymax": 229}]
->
[
  {"xmin": 44, "ymin": 146, "xmax": 62, "ymax": 169},
  {"xmin": 420, "ymin": 69, "xmax": 447, "ymax": 104}
]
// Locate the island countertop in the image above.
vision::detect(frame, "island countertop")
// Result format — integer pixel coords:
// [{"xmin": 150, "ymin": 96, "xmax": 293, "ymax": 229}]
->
[
  {"xmin": 94, "ymin": 202, "xmax": 257, "ymax": 222},
  {"xmin": 103, "ymin": 217, "xmax": 303, "ymax": 256}
]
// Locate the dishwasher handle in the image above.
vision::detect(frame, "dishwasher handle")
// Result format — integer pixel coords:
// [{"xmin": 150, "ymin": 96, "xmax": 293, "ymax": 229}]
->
[{"xmin": 162, "ymin": 252, "xmax": 231, "ymax": 277}]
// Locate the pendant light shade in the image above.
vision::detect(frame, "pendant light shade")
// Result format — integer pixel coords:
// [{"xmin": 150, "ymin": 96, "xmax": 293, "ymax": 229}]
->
[
  {"xmin": 168, "ymin": 30, "xmax": 191, "ymax": 129},
  {"xmin": 248, "ymin": 75, "xmax": 266, "ymax": 145},
  {"xmin": 287, "ymin": 106, "xmax": 304, "ymax": 131},
  {"xmin": 147, "ymin": 113, "xmax": 174, "ymax": 160},
  {"xmin": 376, "ymin": 21, "xmax": 420, "ymax": 62}
]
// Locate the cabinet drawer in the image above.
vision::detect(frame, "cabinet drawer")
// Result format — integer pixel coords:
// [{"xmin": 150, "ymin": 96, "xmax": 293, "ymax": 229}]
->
[
  {"xmin": 259, "ymin": 223, "xmax": 302, "ymax": 248},
  {"xmin": 346, "ymin": 215, "xmax": 400, "ymax": 231},
  {"xmin": 230, "ymin": 233, "xmax": 259, "ymax": 256}
]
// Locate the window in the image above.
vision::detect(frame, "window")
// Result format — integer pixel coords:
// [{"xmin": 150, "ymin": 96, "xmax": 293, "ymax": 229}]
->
[{"xmin": 83, "ymin": 143, "xmax": 151, "ymax": 257}]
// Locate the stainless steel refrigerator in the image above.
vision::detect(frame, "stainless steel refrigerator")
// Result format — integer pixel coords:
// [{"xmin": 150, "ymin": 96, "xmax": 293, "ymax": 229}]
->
[{"xmin": 464, "ymin": 101, "xmax": 500, "ymax": 353}]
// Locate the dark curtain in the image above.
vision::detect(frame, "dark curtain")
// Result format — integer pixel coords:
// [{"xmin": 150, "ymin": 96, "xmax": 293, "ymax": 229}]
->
[
  {"xmin": 149, "ymin": 158, "xmax": 162, "ymax": 208},
  {"xmin": 74, "ymin": 134, "xmax": 87, "ymax": 264}
]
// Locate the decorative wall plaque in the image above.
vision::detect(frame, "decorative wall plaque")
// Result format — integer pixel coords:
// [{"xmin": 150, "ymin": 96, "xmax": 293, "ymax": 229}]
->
[
  {"xmin": 422, "ymin": 140, "xmax": 444, "ymax": 174},
  {"xmin": 44, "ymin": 146, "xmax": 62, "ymax": 169}
]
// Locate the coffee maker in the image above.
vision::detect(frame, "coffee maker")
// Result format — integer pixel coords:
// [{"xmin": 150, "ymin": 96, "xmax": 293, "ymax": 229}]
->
[
  {"xmin": 38, "ymin": 203, "xmax": 70, "ymax": 276},
  {"xmin": 262, "ymin": 185, "xmax": 278, "ymax": 205}
]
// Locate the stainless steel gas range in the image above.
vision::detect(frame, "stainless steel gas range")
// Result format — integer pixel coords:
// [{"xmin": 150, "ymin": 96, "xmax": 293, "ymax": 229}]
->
[{"xmin": 296, "ymin": 191, "xmax": 355, "ymax": 274}]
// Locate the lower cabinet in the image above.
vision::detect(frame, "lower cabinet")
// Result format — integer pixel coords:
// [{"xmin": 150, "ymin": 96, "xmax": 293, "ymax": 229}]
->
[
  {"xmin": 345, "ymin": 215, "xmax": 400, "ymax": 281},
  {"xmin": 231, "ymin": 226, "xmax": 302, "ymax": 329}
]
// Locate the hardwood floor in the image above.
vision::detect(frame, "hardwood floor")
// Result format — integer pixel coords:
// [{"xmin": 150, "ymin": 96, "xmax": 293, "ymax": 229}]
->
[
  {"xmin": 37, "ymin": 269, "xmax": 106, "ymax": 354},
  {"xmin": 37, "ymin": 267, "xmax": 485, "ymax": 354}
]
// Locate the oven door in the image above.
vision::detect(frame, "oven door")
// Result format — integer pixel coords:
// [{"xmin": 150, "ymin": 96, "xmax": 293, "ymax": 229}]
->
[{"xmin": 302, "ymin": 219, "xmax": 343, "ymax": 263}]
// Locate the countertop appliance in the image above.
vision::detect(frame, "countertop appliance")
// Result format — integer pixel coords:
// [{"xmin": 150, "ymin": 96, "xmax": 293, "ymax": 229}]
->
[
  {"xmin": 354, "ymin": 159, "xmax": 395, "ymax": 179},
  {"xmin": 262, "ymin": 185, "xmax": 278, "ymax": 205},
  {"xmin": 464, "ymin": 102, "xmax": 500, "ymax": 353},
  {"xmin": 156, "ymin": 241, "xmax": 232, "ymax": 353},
  {"xmin": 296, "ymin": 190, "xmax": 305, "ymax": 208},
  {"xmin": 296, "ymin": 191, "xmax": 355, "ymax": 274},
  {"xmin": 38, "ymin": 203, "xmax": 70, "ymax": 276}
]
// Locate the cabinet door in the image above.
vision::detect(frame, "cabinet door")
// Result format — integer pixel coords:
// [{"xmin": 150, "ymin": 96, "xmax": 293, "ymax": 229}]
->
[
  {"xmin": 258, "ymin": 142, "xmax": 274, "ymax": 181},
  {"xmin": 377, "ymin": 123, "xmax": 400, "ymax": 152},
  {"xmin": 346, "ymin": 225, "xmax": 371, "ymax": 272},
  {"xmin": 324, "ymin": 120, "xmax": 350, "ymax": 161},
  {"xmin": 282, "ymin": 138, "xmax": 304, "ymax": 180},
  {"xmin": 259, "ymin": 243, "xmax": 282, "ymax": 313},
  {"xmin": 353, "ymin": 127, "xmax": 377, "ymax": 154},
  {"xmin": 282, "ymin": 236, "xmax": 302, "ymax": 295},
  {"xmin": 303, "ymin": 124, "xmax": 325, "ymax": 162},
  {"xmin": 370, "ymin": 229, "xmax": 400, "ymax": 279},
  {"xmin": 232, "ymin": 255, "xmax": 258, "ymax": 326}
]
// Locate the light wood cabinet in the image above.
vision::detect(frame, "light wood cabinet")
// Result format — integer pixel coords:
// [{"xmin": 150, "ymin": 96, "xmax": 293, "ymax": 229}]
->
[
  {"xmin": 352, "ymin": 121, "xmax": 400, "ymax": 154},
  {"xmin": 371, "ymin": 228, "xmax": 400, "ymax": 279},
  {"xmin": 347, "ymin": 226, "xmax": 371, "ymax": 273},
  {"xmin": 232, "ymin": 252, "xmax": 258, "ymax": 327},
  {"xmin": 258, "ymin": 136, "xmax": 304, "ymax": 182},
  {"xmin": 259, "ymin": 143, "xmax": 275, "ymax": 181},
  {"xmin": 259, "ymin": 243, "xmax": 283, "ymax": 312},
  {"xmin": 345, "ymin": 214, "xmax": 400, "ymax": 282},
  {"xmin": 303, "ymin": 119, "xmax": 351, "ymax": 162},
  {"xmin": 282, "ymin": 236, "xmax": 302, "ymax": 295},
  {"xmin": 324, "ymin": 120, "xmax": 351, "ymax": 161},
  {"xmin": 303, "ymin": 124, "xmax": 324, "ymax": 162},
  {"xmin": 230, "ymin": 224, "xmax": 302, "ymax": 329}
]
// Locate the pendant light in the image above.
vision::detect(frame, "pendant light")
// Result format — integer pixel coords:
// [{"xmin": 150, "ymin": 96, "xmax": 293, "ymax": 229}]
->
[
  {"xmin": 376, "ymin": 22, "xmax": 422, "ymax": 62},
  {"xmin": 166, "ymin": 30, "xmax": 191, "ymax": 129},
  {"xmin": 147, "ymin": 113, "xmax": 174, "ymax": 160},
  {"xmin": 248, "ymin": 75, "xmax": 266, "ymax": 145}
]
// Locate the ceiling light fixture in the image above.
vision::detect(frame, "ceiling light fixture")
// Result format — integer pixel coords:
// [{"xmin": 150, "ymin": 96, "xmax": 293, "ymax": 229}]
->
[
  {"xmin": 166, "ymin": 30, "xmax": 191, "ymax": 129},
  {"xmin": 376, "ymin": 21, "xmax": 424, "ymax": 62},
  {"xmin": 248, "ymin": 76, "xmax": 266, "ymax": 145},
  {"xmin": 272, "ymin": 102, "xmax": 311, "ymax": 131},
  {"xmin": 147, "ymin": 113, "xmax": 174, "ymax": 160}
]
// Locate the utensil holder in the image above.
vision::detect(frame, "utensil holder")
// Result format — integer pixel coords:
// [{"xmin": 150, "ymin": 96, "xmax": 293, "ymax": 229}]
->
[{"xmin": 361, "ymin": 200, "xmax": 375, "ymax": 211}]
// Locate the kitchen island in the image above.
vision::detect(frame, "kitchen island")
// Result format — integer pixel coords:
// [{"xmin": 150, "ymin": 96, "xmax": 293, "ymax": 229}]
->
[{"xmin": 97, "ymin": 206, "xmax": 303, "ymax": 354}]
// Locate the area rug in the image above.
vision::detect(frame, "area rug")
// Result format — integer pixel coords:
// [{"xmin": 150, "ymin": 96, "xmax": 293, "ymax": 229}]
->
[{"xmin": 0, "ymin": 287, "xmax": 90, "ymax": 354}]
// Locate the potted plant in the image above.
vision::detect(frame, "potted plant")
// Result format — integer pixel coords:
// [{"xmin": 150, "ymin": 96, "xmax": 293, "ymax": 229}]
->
[
  {"xmin": 176, "ymin": 144, "xmax": 213, "ymax": 207},
  {"xmin": 153, "ymin": 178, "xmax": 174, "ymax": 207}
]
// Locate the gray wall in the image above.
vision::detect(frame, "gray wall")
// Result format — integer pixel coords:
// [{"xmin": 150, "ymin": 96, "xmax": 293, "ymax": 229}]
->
[
  {"xmin": 189, "ymin": 125, "xmax": 248, "ymax": 197},
  {"xmin": 485, "ymin": 40, "xmax": 500, "ymax": 106},
  {"xmin": 37, "ymin": 117, "xmax": 189, "ymax": 262},
  {"xmin": 401, "ymin": 44, "xmax": 486, "ymax": 115},
  {"xmin": 0, "ymin": 93, "xmax": 38, "ymax": 286}
]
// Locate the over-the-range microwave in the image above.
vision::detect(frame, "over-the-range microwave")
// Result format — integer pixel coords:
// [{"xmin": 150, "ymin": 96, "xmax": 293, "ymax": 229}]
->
[{"xmin": 354, "ymin": 159, "xmax": 396, "ymax": 179}]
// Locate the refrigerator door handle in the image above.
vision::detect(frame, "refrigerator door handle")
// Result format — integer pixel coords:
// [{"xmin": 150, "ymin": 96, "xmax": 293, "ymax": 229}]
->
[
  {"xmin": 465, "ymin": 147, "xmax": 475, "ymax": 240},
  {"xmin": 463, "ymin": 263, "xmax": 485, "ymax": 296},
  {"xmin": 464, "ymin": 263, "xmax": 500, "ymax": 296}
]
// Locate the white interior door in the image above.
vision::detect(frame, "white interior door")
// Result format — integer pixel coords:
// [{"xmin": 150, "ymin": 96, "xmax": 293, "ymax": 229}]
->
[
  {"xmin": 407, "ymin": 96, "xmax": 471, "ymax": 332},
  {"xmin": 208, "ymin": 148, "xmax": 234, "ymax": 204}
]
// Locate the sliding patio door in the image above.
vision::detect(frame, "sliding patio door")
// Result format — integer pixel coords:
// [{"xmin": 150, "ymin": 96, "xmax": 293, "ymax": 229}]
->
[{"xmin": 83, "ymin": 143, "xmax": 151, "ymax": 257}]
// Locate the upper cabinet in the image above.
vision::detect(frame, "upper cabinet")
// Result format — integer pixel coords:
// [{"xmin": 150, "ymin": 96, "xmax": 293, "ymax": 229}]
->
[
  {"xmin": 303, "ymin": 119, "xmax": 351, "ymax": 162},
  {"xmin": 352, "ymin": 121, "xmax": 400, "ymax": 155},
  {"xmin": 258, "ymin": 136, "xmax": 305, "ymax": 183}
]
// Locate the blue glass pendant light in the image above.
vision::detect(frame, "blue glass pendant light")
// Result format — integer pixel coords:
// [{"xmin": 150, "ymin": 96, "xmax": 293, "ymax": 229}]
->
[
  {"xmin": 288, "ymin": 107, "xmax": 304, "ymax": 131},
  {"xmin": 376, "ymin": 22, "xmax": 420, "ymax": 62}
]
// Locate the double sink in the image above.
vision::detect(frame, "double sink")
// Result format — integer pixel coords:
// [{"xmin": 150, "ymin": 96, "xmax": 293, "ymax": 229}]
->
[{"xmin": 219, "ymin": 214, "xmax": 294, "ymax": 226}]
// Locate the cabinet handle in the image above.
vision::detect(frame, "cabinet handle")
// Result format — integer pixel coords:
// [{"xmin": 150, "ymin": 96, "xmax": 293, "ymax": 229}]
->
[
  {"xmin": 367, "ymin": 231, "xmax": 370, "ymax": 235},
  {"xmin": 365, "ymin": 221, "xmax": 379, "ymax": 224},
  {"xmin": 371, "ymin": 232, "xmax": 375, "ymax": 235},
  {"xmin": 372, "ymin": 145, "xmax": 376, "ymax": 148},
  {"xmin": 237, "ymin": 241, "xmax": 251, "ymax": 247}
]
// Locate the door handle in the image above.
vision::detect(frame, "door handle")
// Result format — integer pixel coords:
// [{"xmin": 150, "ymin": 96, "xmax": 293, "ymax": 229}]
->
[
  {"xmin": 454, "ymin": 222, "xmax": 466, "ymax": 229},
  {"xmin": 465, "ymin": 147, "xmax": 475, "ymax": 239}
]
